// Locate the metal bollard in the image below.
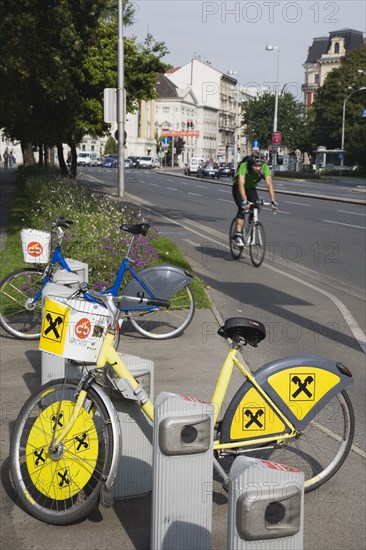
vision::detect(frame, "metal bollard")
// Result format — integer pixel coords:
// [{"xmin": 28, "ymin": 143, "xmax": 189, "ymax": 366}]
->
[
  {"xmin": 227, "ymin": 456, "xmax": 304, "ymax": 550},
  {"xmin": 151, "ymin": 391, "xmax": 214, "ymax": 550}
]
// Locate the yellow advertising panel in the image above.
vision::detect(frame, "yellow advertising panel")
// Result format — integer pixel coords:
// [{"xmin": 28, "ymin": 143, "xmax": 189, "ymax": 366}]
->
[
  {"xmin": 268, "ymin": 366, "xmax": 340, "ymax": 420},
  {"xmin": 39, "ymin": 297, "xmax": 70, "ymax": 357},
  {"xmin": 230, "ymin": 387, "xmax": 287, "ymax": 440},
  {"xmin": 26, "ymin": 401, "xmax": 98, "ymax": 499}
]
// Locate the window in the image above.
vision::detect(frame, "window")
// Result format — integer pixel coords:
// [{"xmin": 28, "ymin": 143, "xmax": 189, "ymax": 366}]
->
[
  {"xmin": 334, "ymin": 42, "xmax": 340, "ymax": 54},
  {"xmin": 163, "ymin": 107, "xmax": 170, "ymax": 113},
  {"xmin": 314, "ymin": 74, "xmax": 320, "ymax": 84}
]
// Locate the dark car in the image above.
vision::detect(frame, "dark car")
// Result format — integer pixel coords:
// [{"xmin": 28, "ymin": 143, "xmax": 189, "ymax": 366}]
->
[
  {"xmin": 197, "ymin": 162, "xmax": 220, "ymax": 179},
  {"xmin": 102, "ymin": 155, "xmax": 118, "ymax": 168},
  {"xmin": 217, "ymin": 162, "xmax": 235, "ymax": 178},
  {"xmin": 127, "ymin": 156, "xmax": 140, "ymax": 168}
]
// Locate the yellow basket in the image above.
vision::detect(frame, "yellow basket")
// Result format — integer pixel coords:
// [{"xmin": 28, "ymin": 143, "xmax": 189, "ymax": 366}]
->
[
  {"xmin": 39, "ymin": 296, "xmax": 111, "ymax": 362},
  {"xmin": 20, "ymin": 228, "xmax": 51, "ymax": 264}
]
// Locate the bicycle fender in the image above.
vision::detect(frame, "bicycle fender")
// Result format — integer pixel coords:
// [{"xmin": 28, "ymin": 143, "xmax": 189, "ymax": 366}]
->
[
  {"xmin": 122, "ymin": 265, "xmax": 193, "ymax": 306},
  {"xmin": 89, "ymin": 383, "xmax": 122, "ymax": 494},
  {"xmin": 220, "ymin": 355, "xmax": 353, "ymax": 443}
]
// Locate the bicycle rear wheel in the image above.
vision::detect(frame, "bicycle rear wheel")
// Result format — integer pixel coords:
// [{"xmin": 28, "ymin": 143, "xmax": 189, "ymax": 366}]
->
[
  {"xmin": 128, "ymin": 284, "xmax": 195, "ymax": 339},
  {"xmin": 244, "ymin": 390, "xmax": 355, "ymax": 492},
  {"xmin": 249, "ymin": 222, "xmax": 265, "ymax": 267},
  {"xmin": 0, "ymin": 268, "xmax": 44, "ymax": 339},
  {"xmin": 229, "ymin": 218, "xmax": 244, "ymax": 260},
  {"xmin": 10, "ymin": 379, "xmax": 114, "ymax": 525}
]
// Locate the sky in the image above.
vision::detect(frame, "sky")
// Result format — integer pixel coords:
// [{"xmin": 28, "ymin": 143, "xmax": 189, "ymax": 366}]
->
[{"xmin": 125, "ymin": 0, "xmax": 366, "ymax": 100}]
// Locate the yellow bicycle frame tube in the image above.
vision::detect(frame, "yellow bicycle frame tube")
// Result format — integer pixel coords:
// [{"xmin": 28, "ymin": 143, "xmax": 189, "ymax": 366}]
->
[{"xmin": 97, "ymin": 331, "xmax": 154, "ymax": 421}]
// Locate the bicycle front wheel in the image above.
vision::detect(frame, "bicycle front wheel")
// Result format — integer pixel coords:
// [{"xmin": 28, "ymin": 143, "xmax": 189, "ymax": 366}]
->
[
  {"xmin": 10, "ymin": 379, "xmax": 114, "ymax": 525},
  {"xmin": 128, "ymin": 285, "xmax": 195, "ymax": 339},
  {"xmin": 247, "ymin": 390, "xmax": 355, "ymax": 492},
  {"xmin": 229, "ymin": 218, "xmax": 243, "ymax": 260},
  {"xmin": 0, "ymin": 268, "xmax": 44, "ymax": 339},
  {"xmin": 249, "ymin": 222, "xmax": 265, "ymax": 267}
]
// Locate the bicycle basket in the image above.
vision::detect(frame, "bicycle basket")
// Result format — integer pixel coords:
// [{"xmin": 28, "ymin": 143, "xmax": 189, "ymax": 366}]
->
[
  {"xmin": 39, "ymin": 296, "xmax": 110, "ymax": 362},
  {"xmin": 20, "ymin": 228, "xmax": 51, "ymax": 264}
]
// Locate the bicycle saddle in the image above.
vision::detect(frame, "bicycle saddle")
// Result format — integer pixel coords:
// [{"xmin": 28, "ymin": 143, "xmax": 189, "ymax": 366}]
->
[
  {"xmin": 120, "ymin": 223, "xmax": 150, "ymax": 235},
  {"xmin": 218, "ymin": 317, "xmax": 266, "ymax": 346}
]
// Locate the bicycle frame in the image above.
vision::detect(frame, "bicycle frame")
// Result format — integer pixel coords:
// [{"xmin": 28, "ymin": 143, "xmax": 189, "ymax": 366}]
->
[{"xmin": 29, "ymin": 225, "xmax": 161, "ymax": 314}]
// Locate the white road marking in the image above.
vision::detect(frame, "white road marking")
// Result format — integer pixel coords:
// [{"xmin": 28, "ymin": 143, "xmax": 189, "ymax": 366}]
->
[{"xmin": 323, "ymin": 219, "xmax": 364, "ymax": 229}]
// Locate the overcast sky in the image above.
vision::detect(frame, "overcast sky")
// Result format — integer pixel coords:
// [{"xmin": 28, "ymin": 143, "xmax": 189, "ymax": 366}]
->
[{"xmin": 125, "ymin": 0, "xmax": 365, "ymax": 101}]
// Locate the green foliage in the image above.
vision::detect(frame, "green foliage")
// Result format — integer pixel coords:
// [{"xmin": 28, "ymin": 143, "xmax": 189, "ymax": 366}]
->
[
  {"xmin": 1, "ymin": 168, "xmax": 209, "ymax": 308},
  {"xmin": 104, "ymin": 135, "xmax": 118, "ymax": 155},
  {"xmin": 309, "ymin": 44, "xmax": 366, "ymax": 161},
  {"xmin": 0, "ymin": 1, "xmax": 170, "ymax": 163},
  {"xmin": 241, "ymin": 92, "xmax": 309, "ymax": 151}
]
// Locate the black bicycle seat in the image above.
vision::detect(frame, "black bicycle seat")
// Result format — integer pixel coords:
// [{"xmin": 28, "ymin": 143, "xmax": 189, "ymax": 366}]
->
[
  {"xmin": 218, "ymin": 317, "xmax": 266, "ymax": 346},
  {"xmin": 120, "ymin": 223, "xmax": 150, "ymax": 235}
]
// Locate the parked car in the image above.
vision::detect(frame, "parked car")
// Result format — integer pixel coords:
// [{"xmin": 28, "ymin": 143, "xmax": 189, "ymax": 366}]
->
[
  {"xmin": 197, "ymin": 162, "xmax": 220, "ymax": 179},
  {"xmin": 217, "ymin": 162, "xmax": 235, "ymax": 178},
  {"xmin": 76, "ymin": 152, "xmax": 98, "ymax": 166},
  {"xmin": 94, "ymin": 157, "xmax": 103, "ymax": 167},
  {"xmin": 139, "ymin": 156, "xmax": 153, "ymax": 169},
  {"xmin": 102, "ymin": 155, "xmax": 118, "ymax": 168},
  {"xmin": 124, "ymin": 158, "xmax": 133, "ymax": 169}
]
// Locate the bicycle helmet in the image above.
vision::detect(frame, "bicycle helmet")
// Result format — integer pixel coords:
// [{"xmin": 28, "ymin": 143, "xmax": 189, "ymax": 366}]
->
[{"xmin": 251, "ymin": 152, "xmax": 266, "ymax": 165}]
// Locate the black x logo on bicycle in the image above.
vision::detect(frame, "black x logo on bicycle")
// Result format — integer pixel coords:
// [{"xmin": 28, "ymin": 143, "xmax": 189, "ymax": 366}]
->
[
  {"xmin": 244, "ymin": 408, "xmax": 265, "ymax": 430},
  {"xmin": 290, "ymin": 374, "xmax": 315, "ymax": 400},
  {"xmin": 34, "ymin": 447, "xmax": 46, "ymax": 467},
  {"xmin": 74, "ymin": 432, "xmax": 89, "ymax": 452},
  {"xmin": 43, "ymin": 310, "xmax": 65, "ymax": 342},
  {"xmin": 57, "ymin": 468, "xmax": 71, "ymax": 488}
]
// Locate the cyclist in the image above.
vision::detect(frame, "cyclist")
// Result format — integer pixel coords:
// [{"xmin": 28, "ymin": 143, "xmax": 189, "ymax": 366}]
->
[{"xmin": 232, "ymin": 152, "xmax": 278, "ymax": 247}]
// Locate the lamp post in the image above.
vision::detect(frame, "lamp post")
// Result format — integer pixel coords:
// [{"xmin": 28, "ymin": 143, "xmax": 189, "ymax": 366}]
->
[
  {"xmin": 117, "ymin": 0, "xmax": 125, "ymax": 198},
  {"xmin": 265, "ymin": 44, "xmax": 280, "ymax": 173},
  {"xmin": 340, "ymin": 86, "xmax": 366, "ymax": 167},
  {"xmin": 227, "ymin": 70, "xmax": 240, "ymax": 169}
]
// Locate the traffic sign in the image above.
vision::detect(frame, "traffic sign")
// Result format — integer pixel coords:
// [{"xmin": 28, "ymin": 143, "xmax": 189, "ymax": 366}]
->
[
  {"xmin": 272, "ymin": 131, "xmax": 282, "ymax": 145},
  {"xmin": 251, "ymin": 140, "xmax": 260, "ymax": 148},
  {"xmin": 162, "ymin": 137, "xmax": 170, "ymax": 144},
  {"xmin": 362, "ymin": 109, "xmax": 366, "ymax": 118}
]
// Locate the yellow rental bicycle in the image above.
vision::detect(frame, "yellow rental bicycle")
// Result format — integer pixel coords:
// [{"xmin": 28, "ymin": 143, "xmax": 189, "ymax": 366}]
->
[{"xmin": 10, "ymin": 288, "xmax": 355, "ymax": 525}]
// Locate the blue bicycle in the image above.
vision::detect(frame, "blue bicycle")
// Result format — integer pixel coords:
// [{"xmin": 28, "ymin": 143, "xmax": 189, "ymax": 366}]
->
[{"xmin": 0, "ymin": 217, "xmax": 195, "ymax": 340}]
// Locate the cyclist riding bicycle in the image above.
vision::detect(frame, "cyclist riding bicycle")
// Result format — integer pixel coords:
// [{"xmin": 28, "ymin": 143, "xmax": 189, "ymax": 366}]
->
[{"xmin": 232, "ymin": 152, "xmax": 278, "ymax": 247}]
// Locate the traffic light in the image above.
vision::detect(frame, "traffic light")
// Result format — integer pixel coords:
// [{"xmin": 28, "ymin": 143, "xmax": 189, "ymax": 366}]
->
[{"xmin": 174, "ymin": 137, "xmax": 186, "ymax": 155}]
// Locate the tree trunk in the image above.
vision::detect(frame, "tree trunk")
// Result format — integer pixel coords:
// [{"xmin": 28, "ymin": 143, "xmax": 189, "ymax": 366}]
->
[
  {"xmin": 68, "ymin": 140, "xmax": 77, "ymax": 178},
  {"xmin": 20, "ymin": 141, "xmax": 36, "ymax": 166},
  {"xmin": 57, "ymin": 143, "xmax": 69, "ymax": 176}
]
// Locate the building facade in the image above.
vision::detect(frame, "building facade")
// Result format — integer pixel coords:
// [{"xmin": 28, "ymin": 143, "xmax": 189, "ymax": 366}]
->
[{"xmin": 302, "ymin": 28, "xmax": 364, "ymax": 108}]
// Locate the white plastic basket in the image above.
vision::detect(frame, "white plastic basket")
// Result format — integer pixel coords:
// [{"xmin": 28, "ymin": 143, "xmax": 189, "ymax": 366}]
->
[
  {"xmin": 20, "ymin": 228, "xmax": 51, "ymax": 264},
  {"xmin": 39, "ymin": 296, "xmax": 111, "ymax": 362}
]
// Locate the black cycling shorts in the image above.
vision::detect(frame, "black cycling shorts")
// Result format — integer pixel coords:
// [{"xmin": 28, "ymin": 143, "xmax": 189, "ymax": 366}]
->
[{"xmin": 232, "ymin": 186, "xmax": 259, "ymax": 219}]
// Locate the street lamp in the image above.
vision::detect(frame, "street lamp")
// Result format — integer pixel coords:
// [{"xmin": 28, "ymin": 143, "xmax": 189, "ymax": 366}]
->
[
  {"xmin": 265, "ymin": 44, "xmax": 280, "ymax": 173},
  {"xmin": 340, "ymin": 86, "xmax": 366, "ymax": 167},
  {"xmin": 227, "ymin": 70, "xmax": 240, "ymax": 169}
]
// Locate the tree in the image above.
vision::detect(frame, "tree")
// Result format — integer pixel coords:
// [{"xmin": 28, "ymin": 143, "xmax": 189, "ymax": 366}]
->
[
  {"xmin": 104, "ymin": 135, "xmax": 118, "ymax": 155},
  {"xmin": 309, "ymin": 44, "xmax": 366, "ymax": 161},
  {"xmin": 0, "ymin": 0, "xmax": 170, "ymax": 171},
  {"xmin": 241, "ymin": 92, "xmax": 309, "ymax": 153}
]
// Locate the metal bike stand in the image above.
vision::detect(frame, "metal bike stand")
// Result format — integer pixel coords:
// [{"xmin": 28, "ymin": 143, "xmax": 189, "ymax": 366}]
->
[
  {"xmin": 227, "ymin": 456, "xmax": 304, "ymax": 550},
  {"xmin": 151, "ymin": 391, "xmax": 214, "ymax": 550},
  {"xmin": 109, "ymin": 353, "xmax": 154, "ymax": 499},
  {"xmin": 53, "ymin": 258, "xmax": 88, "ymax": 289}
]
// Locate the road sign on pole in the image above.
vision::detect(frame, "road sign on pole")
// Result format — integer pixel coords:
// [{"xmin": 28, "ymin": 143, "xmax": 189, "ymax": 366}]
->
[{"xmin": 272, "ymin": 131, "xmax": 282, "ymax": 145}]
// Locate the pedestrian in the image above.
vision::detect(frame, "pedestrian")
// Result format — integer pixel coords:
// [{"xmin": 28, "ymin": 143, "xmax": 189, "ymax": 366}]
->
[
  {"xmin": 3, "ymin": 148, "xmax": 9, "ymax": 169},
  {"xmin": 231, "ymin": 152, "xmax": 278, "ymax": 247}
]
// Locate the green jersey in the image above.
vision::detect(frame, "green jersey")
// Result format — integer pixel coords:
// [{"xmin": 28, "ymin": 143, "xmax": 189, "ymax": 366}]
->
[{"xmin": 233, "ymin": 161, "xmax": 271, "ymax": 189}]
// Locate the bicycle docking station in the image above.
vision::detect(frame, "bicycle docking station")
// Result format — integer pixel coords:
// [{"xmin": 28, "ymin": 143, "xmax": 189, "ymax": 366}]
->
[
  {"xmin": 228, "ymin": 456, "xmax": 304, "ymax": 549},
  {"xmin": 151, "ymin": 391, "xmax": 214, "ymax": 550}
]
